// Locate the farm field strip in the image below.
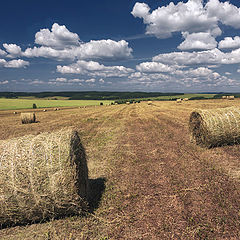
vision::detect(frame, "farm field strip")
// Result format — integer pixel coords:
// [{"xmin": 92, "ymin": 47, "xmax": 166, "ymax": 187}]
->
[
  {"xmin": 1, "ymin": 101, "xmax": 240, "ymax": 239},
  {"xmin": 0, "ymin": 98, "xmax": 113, "ymax": 110}
]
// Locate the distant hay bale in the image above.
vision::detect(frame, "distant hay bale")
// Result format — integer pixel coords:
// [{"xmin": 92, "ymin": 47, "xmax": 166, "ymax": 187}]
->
[
  {"xmin": 222, "ymin": 96, "xmax": 227, "ymax": 99},
  {"xmin": 13, "ymin": 112, "xmax": 17, "ymax": 114},
  {"xmin": 176, "ymin": 99, "xmax": 182, "ymax": 103},
  {"xmin": 43, "ymin": 109, "xmax": 47, "ymax": 112},
  {"xmin": 183, "ymin": 98, "xmax": 189, "ymax": 101},
  {"xmin": 21, "ymin": 113, "xmax": 36, "ymax": 124},
  {"xmin": 126, "ymin": 102, "xmax": 130, "ymax": 105},
  {"xmin": 147, "ymin": 101, "xmax": 152, "ymax": 105},
  {"xmin": 115, "ymin": 103, "xmax": 118, "ymax": 105},
  {"xmin": 0, "ymin": 128, "xmax": 88, "ymax": 226},
  {"xmin": 189, "ymin": 107, "xmax": 240, "ymax": 148},
  {"xmin": 228, "ymin": 95, "xmax": 235, "ymax": 100}
]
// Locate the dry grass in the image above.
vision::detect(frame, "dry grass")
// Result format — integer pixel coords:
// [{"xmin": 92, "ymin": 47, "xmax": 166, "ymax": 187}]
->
[
  {"xmin": 1, "ymin": 100, "xmax": 240, "ymax": 239},
  {"xmin": 0, "ymin": 128, "xmax": 88, "ymax": 227}
]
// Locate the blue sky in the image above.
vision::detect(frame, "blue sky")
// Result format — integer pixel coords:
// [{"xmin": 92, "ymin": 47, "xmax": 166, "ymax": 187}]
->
[{"xmin": 1, "ymin": 0, "xmax": 240, "ymax": 92}]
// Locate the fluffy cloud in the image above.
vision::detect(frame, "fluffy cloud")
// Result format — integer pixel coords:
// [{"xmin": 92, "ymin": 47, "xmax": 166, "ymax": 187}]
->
[
  {"xmin": 3, "ymin": 44, "xmax": 22, "ymax": 58},
  {"xmin": 152, "ymin": 48, "xmax": 240, "ymax": 66},
  {"xmin": 218, "ymin": 36, "xmax": 240, "ymax": 49},
  {"xmin": 74, "ymin": 40, "xmax": 132, "ymax": 60},
  {"xmin": 23, "ymin": 39, "xmax": 132, "ymax": 61},
  {"xmin": 57, "ymin": 60, "xmax": 134, "ymax": 77},
  {"xmin": 4, "ymin": 59, "xmax": 29, "ymax": 68},
  {"xmin": 206, "ymin": 0, "xmax": 240, "ymax": 28},
  {"xmin": 131, "ymin": 0, "xmax": 221, "ymax": 39},
  {"xmin": 2, "ymin": 23, "xmax": 132, "ymax": 62},
  {"xmin": 0, "ymin": 49, "xmax": 6, "ymax": 56},
  {"xmin": 178, "ymin": 32, "xmax": 217, "ymax": 50},
  {"xmin": 136, "ymin": 62, "xmax": 174, "ymax": 73},
  {"xmin": 0, "ymin": 59, "xmax": 29, "ymax": 68},
  {"xmin": 35, "ymin": 23, "xmax": 80, "ymax": 49},
  {"xmin": 21, "ymin": 23, "xmax": 133, "ymax": 61}
]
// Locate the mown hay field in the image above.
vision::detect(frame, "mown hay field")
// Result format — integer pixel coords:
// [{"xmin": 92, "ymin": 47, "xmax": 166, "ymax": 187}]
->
[
  {"xmin": 0, "ymin": 98, "xmax": 113, "ymax": 110},
  {"xmin": 1, "ymin": 99, "xmax": 240, "ymax": 239}
]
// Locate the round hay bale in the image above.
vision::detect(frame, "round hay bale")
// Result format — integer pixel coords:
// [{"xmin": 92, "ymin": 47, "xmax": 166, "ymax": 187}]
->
[
  {"xmin": 183, "ymin": 98, "xmax": 189, "ymax": 101},
  {"xmin": 21, "ymin": 112, "xmax": 36, "ymax": 124},
  {"xmin": 222, "ymin": 96, "xmax": 227, "ymax": 99},
  {"xmin": 126, "ymin": 102, "xmax": 130, "ymax": 105},
  {"xmin": 147, "ymin": 101, "xmax": 152, "ymax": 105},
  {"xmin": 189, "ymin": 107, "xmax": 240, "ymax": 148},
  {"xmin": 228, "ymin": 95, "xmax": 235, "ymax": 100},
  {"xmin": 0, "ymin": 128, "xmax": 88, "ymax": 226},
  {"xmin": 13, "ymin": 112, "xmax": 17, "ymax": 114},
  {"xmin": 43, "ymin": 109, "xmax": 47, "ymax": 112},
  {"xmin": 176, "ymin": 99, "xmax": 182, "ymax": 103}
]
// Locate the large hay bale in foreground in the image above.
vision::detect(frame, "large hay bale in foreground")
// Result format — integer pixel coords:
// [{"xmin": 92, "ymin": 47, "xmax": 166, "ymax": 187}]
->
[
  {"xmin": 0, "ymin": 129, "xmax": 88, "ymax": 226},
  {"xmin": 21, "ymin": 112, "xmax": 36, "ymax": 124},
  {"xmin": 189, "ymin": 107, "xmax": 240, "ymax": 147}
]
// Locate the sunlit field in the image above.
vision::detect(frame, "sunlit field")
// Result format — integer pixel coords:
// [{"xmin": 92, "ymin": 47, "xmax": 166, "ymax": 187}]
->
[
  {"xmin": 1, "ymin": 99, "xmax": 240, "ymax": 239},
  {"xmin": 0, "ymin": 98, "xmax": 113, "ymax": 110}
]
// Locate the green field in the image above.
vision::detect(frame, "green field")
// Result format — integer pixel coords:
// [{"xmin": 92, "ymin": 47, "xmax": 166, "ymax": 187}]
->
[
  {"xmin": 152, "ymin": 93, "xmax": 216, "ymax": 100},
  {"xmin": 0, "ymin": 98, "xmax": 113, "ymax": 110}
]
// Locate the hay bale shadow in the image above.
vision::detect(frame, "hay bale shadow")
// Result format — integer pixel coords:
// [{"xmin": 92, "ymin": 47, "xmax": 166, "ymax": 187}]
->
[{"xmin": 88, "ymin": 178, "xmax": 106, "ymax": 213}]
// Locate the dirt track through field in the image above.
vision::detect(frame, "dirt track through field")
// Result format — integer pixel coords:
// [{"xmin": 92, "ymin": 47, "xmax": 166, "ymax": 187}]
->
[{"xmin": 1, "ymin": 101, "xmax": 240, "ymax": 239}]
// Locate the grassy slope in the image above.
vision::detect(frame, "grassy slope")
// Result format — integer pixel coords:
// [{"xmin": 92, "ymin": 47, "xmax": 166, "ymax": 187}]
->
[
  {"xmin": 0, "ymin": 98, "xmax": 113, "ymax": 110},
  {"xmin": 1, "ymin": 99, "xmax": 240, "ymax": 239}
]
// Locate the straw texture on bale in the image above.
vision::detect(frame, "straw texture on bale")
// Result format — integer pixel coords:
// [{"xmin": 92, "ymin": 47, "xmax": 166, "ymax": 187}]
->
[
  {"xmin": 21, "ymin": 112, "xmax": 36, "ymax": 124},
  {"xmin": 189, "ymin": 107, "xmax": 240, "ymax": 148},
  {"xmin": 0, "ymin": 128, "xmax": 88, "ymax": 227}
]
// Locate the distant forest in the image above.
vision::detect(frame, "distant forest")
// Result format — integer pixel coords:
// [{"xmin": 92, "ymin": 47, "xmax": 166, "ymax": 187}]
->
[{"xmin": 0, "ymin": 91, "xmax": 184, "ymax": 100}]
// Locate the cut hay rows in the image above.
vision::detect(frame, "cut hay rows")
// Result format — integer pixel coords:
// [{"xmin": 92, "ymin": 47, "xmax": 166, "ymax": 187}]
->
[
  {"xmin": 189, "ymin": 107, "xmax": 240, "ymax": 148},
  {"xmin": 20, "ymin": 112, "xmax": 36, "ymax": 124},
  {"xmin": 0, "ymin": 129, "xmax": 88, "ymax": 227}
]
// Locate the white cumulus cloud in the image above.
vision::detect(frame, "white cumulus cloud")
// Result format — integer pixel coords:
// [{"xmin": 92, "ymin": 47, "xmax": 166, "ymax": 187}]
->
[
  {"xmin": 57, "ymin": 60, "xmax": 134, "ymax": 77},
  {"xmin": 136, "ymin": 62, "xmax": 174, "ymax": 73},
  {"xmin": 35, "ymin": 23, "xmax": 80, "ymax": 49},
  {"xmin": 3, "ymin": 43, "xmax": 22, "ymax": 58},
  {"xmin": 178, "ymin": 32, "xmax": 217, "ymax": 50},
  {"xmin": 131, "ymin": 0, "xmax": 221, "ymax": 39},
  {"xmin": 218, "ymin": 36, "xmax": 240, "ymax": 49},
  {"xmin": 0, "ymin": 59, "xmax": 29, "ymax": 68}
]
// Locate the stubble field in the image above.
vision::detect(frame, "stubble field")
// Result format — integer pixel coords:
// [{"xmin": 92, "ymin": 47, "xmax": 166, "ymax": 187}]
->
[{"xmin": 1, "ymin": 99, "xmax": 240, "ymax": 239}]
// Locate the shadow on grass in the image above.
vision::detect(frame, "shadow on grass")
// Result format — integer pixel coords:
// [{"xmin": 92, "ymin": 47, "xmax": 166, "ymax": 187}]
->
[{"xmin": 88, "ymin": 177, "xmax": 106, "ymax": 213}]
